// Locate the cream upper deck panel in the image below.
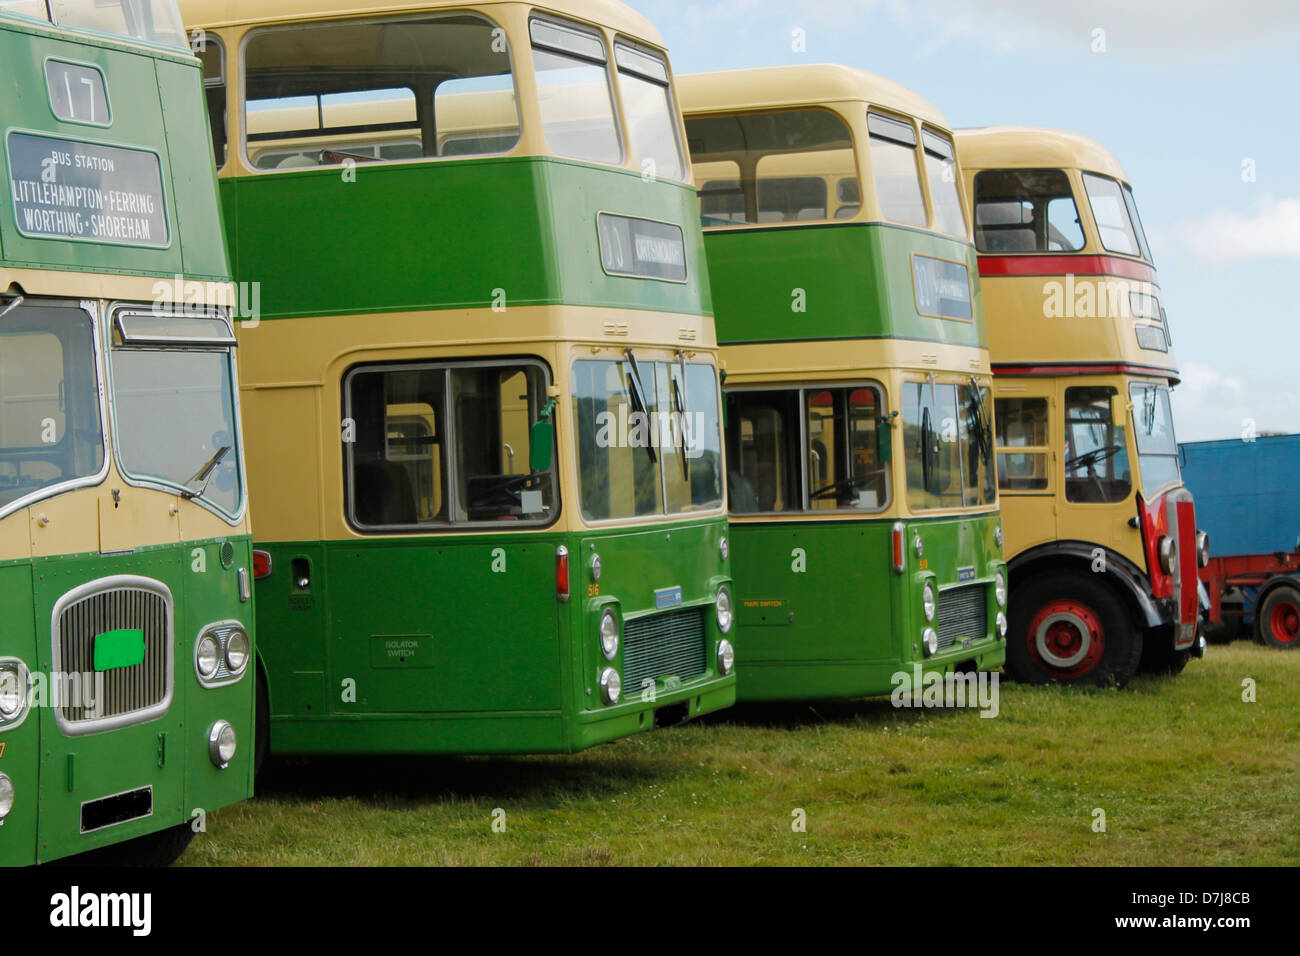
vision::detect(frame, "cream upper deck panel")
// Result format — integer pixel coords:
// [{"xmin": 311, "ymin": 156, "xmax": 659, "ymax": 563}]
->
[{"xmin": 955, "ymin": 126, "xmax": 1130, "ymax": 184}]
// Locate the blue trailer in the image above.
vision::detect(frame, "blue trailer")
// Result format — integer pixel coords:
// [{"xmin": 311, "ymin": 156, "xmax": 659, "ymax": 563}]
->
[{"xmin": 1179, "ymin": 434, "xmax": 1300, "ymax": 647}]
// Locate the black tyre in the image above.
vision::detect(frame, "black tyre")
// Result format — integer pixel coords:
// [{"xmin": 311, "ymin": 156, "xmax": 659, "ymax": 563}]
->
[
  {"xmin": 1257, "ymin": 584, "xmax": 1300, "ymax": 650},
  {"xmin": 1006, "ymin": 571, "xmax": 1143, "ymax": 688}
]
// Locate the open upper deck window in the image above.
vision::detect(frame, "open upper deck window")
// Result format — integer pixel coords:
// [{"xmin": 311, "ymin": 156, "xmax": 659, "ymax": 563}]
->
[
  {"xmin": 867, "ymin": 111, "xmax": 925, "ymax": 227},
  {"xmin": 686, "ymin": 108, "xmax": 856, "ymax": 225},
  {"xmin": 973, "ymin": 168, "xmax": 1084, "ymax": 253},
  {"xmin": 49, "ymin": 0, "xmax": 188, "ymax": 49},
  {"xmin": 921, "ymin": 130, "xmax": 965, "ymax": 237},
  {"xmin": 614, "ymin": 42, "xmax": 684, "ymax": 181},
  {"xmin": 530, "ymin": 18, "xmax": 622, "ymax": 166},
  {"xmin": 243, "ymin": 14, "xmax": 520, "ymax": 171}
]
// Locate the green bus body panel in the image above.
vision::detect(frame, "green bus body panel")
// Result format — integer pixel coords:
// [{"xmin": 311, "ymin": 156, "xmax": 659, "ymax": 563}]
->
[
  {"xmin": 0, "ymin": 538, "xmax": 254, "ymax": 865},
  {"xmin": 704, "ymin": 223, "xmax": 984, "ymax": 346},
  {"xmin": 0, "ymin": 21, "xmax": 229, "ymax": 281},
  {"xmin": 728, "ymin": 513, "xmax": 1006, "ymax": 701},
  {"xmin": 255, "ymin": 517, "xmax": 734, "ymax": 755},
  {"xmin": 219, "ymin": 158, "xmax": 710, "ymax": 320}
]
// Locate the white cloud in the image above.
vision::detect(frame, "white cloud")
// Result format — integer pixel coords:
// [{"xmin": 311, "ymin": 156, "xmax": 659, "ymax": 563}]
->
[
  {"xmin": 1177, "ymin": 196, "xmax": 1300, "ymax": 262},
  {"xmin": 1171, "ymin": 360, "xmax": 1300, "ymax": 442}
]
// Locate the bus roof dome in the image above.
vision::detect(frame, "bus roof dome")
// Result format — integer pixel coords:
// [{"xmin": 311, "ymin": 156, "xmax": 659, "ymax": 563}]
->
[
  {"xmin": 179, "ymin": 0, "xmax": 665, "ymax": 47},
  {"xmin": 679, "ymin": 64, "xmax": 950, "ymax": 130},
  {"xmin": 955, "ymin": 126, "xmax": 1130, "ymax": 182}
]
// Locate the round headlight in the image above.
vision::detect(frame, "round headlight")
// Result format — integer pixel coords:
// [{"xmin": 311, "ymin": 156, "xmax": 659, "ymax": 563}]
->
[
  {"xmin": 996, "ymin": 611, "xmax": 1008, "ymax": 638},
  {"xmin": 197, "ymin": 634, "xmax": 220, "ymax": 678},
  {"xmin": 590, "ymin": 552, "xmax": 602, "ymax": 582},
  {"xmin": 717, "ymin": 638, "xmax": 735, "ymax": 676},
  {"xmin": 922, "ymin": 581, "xmax": 937, "ymax": 623},
  {"xmin": 994, "ymin": 523, "xmax": 1004, "ymax": 549},
  {"xmin": 1196, "ymin": 531, "xmax": 1210, "ymax": 568},
  {"xmin": 0, "ymin": 668, "xmax": 23, "ymax": 718},
  {"xmin": 995, "ymin": 570, "xmax": 1008, "ymax": 608},
  {"xmin": 922, "ymin": 627, "xmax": 939, "ymax": 657},
  {"xmin": 1158, "ymin": 536, "xmax": 1176, "ymax": 573},
  {"xmin": 599, "ymin": 608, "xmax": 619, "ymax": 661},
  {"xmin": 0, "ymin": 773, "xmax": 13, "ymax": 821},
  {"xmin": 716, "ymin": 587, "xmax": 733, "ymax": 634},
  {"xmin": 225, "ymin": 629, "xmax": 250, "ymax": 674},
  {"xmin": 599, "ymin": 667, "xmax": 621, "ymax": 705},
  {"xmin": 208, "ymin": 720, "xmax": 237, "ymax": 768},
  {"xmin": 719, "ymin": 537, "xmax": 729, "ymax": 562},
  {"xmin": 914, "ymin": 534, "xmax": 924, "ymax": 559}
]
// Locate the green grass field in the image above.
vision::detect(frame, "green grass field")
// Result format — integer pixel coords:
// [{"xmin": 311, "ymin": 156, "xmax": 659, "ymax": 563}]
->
[{"xmin": 180, "ymin": 644, "xmax": 1299, "ymax": 866}]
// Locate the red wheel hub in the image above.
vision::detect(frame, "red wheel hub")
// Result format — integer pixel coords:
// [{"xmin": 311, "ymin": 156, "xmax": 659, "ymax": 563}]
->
[
  {"xmin": 1269, "ymin": 599, "xmax": 1300, "ymax": 644},
  {"xmin": 1026, "ymin": 598, "xmax": 1106, "ymax": 678}
]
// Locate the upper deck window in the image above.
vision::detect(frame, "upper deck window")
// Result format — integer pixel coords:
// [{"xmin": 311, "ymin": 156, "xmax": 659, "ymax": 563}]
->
[
  {"xmin": 1121, "ymin": 184, "xmax": 1153, "ymax": 262},
  {"xmin": 196, "ymin": 36, "xmax": 226, "ymax": 169},
  {"xmin": 614, "ymin": 43, "xmax": 684, "ymax": 181},
  {"xmin": 921, "ymin": 130, "xmax": 965, "ymax": 237},
  {"xmin": 686, "ymin": 108, "xmax": 856, "ymax": 226},
  {"xmin": 243, "ymin": 14, "xmax": 519, "ymax": 171},
  {"xmin": 1082, "ymin": 173, "xmax": 1145, "ymax": 259},
  {"xmin": 530, "ymin": 19, "xmax": 621, "ymax": 166},
  {"xmin": 49, "ymin": 0, "xmax": 188, "ymax": 49},
  {"xmin": 973, "ymin": 169, "xmax": 1084, "ymax": 253},
  {"xmin": 0, "ymin": 1, "xmax": 50, "ymax": 22},
  {"xmin": 867, "ymin": 111, "xmax": 925, "ymax": 227}
]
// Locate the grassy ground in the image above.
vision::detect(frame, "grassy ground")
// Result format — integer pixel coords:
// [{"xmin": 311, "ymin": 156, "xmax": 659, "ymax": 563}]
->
[{"xmin": 180, "ymin": 644, "xmax": 1299, "ymax": 866}]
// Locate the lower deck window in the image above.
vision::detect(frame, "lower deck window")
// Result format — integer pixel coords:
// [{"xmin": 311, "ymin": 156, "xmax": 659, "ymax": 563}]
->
[{"xmin": 344, "ymin": 360, "xmax": 556, "ymax": 530}]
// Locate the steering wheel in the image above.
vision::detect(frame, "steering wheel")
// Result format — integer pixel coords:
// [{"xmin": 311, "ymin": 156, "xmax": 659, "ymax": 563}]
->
[{"xmin": 1065, "ymin": 444, "xmax": 1121, "ymax": 473}]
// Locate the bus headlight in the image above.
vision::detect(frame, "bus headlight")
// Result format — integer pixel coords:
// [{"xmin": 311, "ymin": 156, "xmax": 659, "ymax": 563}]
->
[
  {"xmin": 599, "ymin": 608, "xmax": 619, "ymax": 661},
  {"xmin": 996, "ymin": 611, "xmax": 1008, "ymax": 638},
  {"xmin": 719, "ymin": 537, "xmax": 729, "ymax": 561},
  {"xmin": 716, "ymin": 587, "xmax": 733, "ymax": 634},
  {"xmin": 599, "ymin": 668, "xmax": 621, "ymax": 705},
  {"xmin": 225, "ymin": 629, "xmax": 250, "ymax": 675},
  {"xmin": 994, "ymin": 523, "xmax": 1004, "ymax": 549},
  {"xmin": 1196, "ymin": 531, "xmax": 1210, "ymax": 568},
  {"xmin": 196, "ymin": 634, "xmax": 220, "ymax": 679},
  {"xmin": 922, "ymin": 581, "xmax": 936, "ymax": 622},
  {"xmin": 590, "ymin": 552, "xmax": 602, "ymax": 582},
  {"xmin": 0, "ymin": 773, "xmax": 13, "ymax": 821},
  {"xmin": 717, "ymin": 639, "xmax": 735, "ymax": 676},
  {"xmin": 922, "ymin": 627, "xmax": 939, "ymax": 657},
  {"xmin": 0, "ymin": 663, "xmax": 26, "ymax": 720},
  {"xmin": 1158, "ymin": 536, "xmax": 1176, "ymax": 573},
  {"xmin": 208, "ymin": 720, "xmax": 237, "ymax": 768},
  {"xmin": 995, "ymin": 570, "xmax": 1008, "ymax": 608}
]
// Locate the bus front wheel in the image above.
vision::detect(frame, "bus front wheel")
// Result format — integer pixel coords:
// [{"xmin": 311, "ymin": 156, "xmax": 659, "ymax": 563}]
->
[
  {"xmin": 1007, "ymin": 572, "xmax": 1143, "ymax": 687},
  {"xmin": 1257, "ymin": 585, "xmax": 1300, "ymax": 649}
]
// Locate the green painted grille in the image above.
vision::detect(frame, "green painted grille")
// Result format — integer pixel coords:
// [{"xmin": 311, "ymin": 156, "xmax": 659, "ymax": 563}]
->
[
  {"xmin": 623, "ymin": 607, "xmax": 707, "ymax": 692},
  {"xmin": 936, "ymin": 584, "xmax": 987, "ymax": 651}
]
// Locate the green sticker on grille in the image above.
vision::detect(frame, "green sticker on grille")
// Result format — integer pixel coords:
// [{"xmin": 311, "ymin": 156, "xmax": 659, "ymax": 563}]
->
[{"xmin": 93, "ymin": 629, "xmax": 146, "ymax": 671}]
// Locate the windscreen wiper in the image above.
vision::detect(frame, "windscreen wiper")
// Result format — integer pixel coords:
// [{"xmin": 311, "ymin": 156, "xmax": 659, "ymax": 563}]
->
[
  {"xmin": 672, "ymin": 350, "xmax": 690, "ymax": 481},
  {"xmin": 0, "ymin": 294, "xmax": 23, "ymax": 320},
  {"xmin": 182, "ymin": 445, "xmax": 231, "ymax": 500},
  {"xmin": 623, "ymin": 349, "xmax": 657, "ymax": 464},
  {"xmin": 968, "ymin": 375, "xmax": 993, "ymax": 461}
]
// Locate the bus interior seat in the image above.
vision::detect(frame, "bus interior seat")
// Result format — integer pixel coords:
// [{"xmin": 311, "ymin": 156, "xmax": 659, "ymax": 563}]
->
[
  {"xmin": 276, "ymin": 154, "xmax": 319, "ymax": 169},
  {"xmin": 354, "ymin": 458, "xmax": 419, "ymax": 526}
]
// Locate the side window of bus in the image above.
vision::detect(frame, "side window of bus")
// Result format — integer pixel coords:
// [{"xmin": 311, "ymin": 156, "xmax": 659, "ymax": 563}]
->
[
  {"xmin": 867, "ymin": 111, "xmax": 925, "ymax": 227},
  {"xmin": 725, "ymin": 390, "xmax": 801, "ymax": 513},
  {"xmin": 346, "ymin": 362, "xmax": 554, "ymax": 530},
  {"xmin": 806, "ymin": 387, "xmax": 888, "ymax": 511},
  {"xmin": 244, "ymin": 14, "xmax": 519, "ymax": 171},
  {"xmin": 0, "ymin": 1, "xmax": 50, "ymax": 22},
  {"xmin": 921, "ymin": 130, "xmax": 965, "ymax": 237},
  {"xmin": 614, "ymin": 42, "xmax": 684, "ymax": 181},
  {"xmin": 531, "ymin": 19, "xmax": 621, "ymax": 166},
  {"xmin": 1063, "ymin": 386, "xmax": 1131, "ymax": 504},
  {"xmin": 1082, "ymin": 173, "xmax": 1142, "ymax": 257},
  {"xmin": 994, "ymin": 397, "xmax": 1049, "ymax": 491},
  {"xmin": 685, "ymin": 108, "xmax": 854, "ymax": 226},
  {"xmin": 0, "ymin": 304, "xmax": 104, "ymax": 512},
  {"xmin": 973, "ymin": 169, "xmax": 1084, "ymax": 253},
  {"xmin": 196, "ymin": 36, "xmax": 226, "ymax": 169}
]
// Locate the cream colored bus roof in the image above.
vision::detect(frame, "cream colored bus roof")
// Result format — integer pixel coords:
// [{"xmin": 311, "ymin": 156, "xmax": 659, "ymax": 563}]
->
[
  {"xmin": 679, "ymin": 64, "xmax": 949, "ymax": 129},
  {"xmin": 179, "ymin": 0, "xmax": 663, "ymax": 46},
  {"xmin": 955, "ymin": 126, "xmax": 1130, "ymax": 182}
]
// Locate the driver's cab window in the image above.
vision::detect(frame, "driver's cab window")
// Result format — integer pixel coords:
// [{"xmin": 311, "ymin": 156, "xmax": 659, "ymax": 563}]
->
[
  {"xmin": 1063, "ymin": 385, "xmax": 1131, "ymax": 503},
  {"xmin": 805, "ymin": 386, "xmax": 887, "ymax": 511}
]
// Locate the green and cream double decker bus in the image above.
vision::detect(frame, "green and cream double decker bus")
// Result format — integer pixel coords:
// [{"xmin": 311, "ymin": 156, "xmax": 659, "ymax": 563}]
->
[
  {"xmin": 681, "ymin": 66, "xmax": 1006, "ymax": 701},
  {"xmin": 1, "ymin": 0, "xmax": 253, "ymax": 864},
  {"xmin": 184, "ymin": 0, "xmax": 735, "ymax": 757}
]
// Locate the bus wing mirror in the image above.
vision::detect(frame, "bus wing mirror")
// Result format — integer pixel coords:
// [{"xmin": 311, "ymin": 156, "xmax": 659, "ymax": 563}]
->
[
  {"xmin": 529, "ymin": 420, "xmax": 554, "ymax": 473},
  {"xmin": 877, "ymin": 413, "xmax": 895, "ymax": 463}
]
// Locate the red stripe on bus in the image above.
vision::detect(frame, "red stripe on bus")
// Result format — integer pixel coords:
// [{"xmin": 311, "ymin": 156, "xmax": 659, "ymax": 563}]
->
[
  {"xmin": 978, "ymin": 255, "xmax": 1157, "ymax": 282},
  {"xmin": 991, "ymin": 362, "xmax": 1179, "ymax": 379}
]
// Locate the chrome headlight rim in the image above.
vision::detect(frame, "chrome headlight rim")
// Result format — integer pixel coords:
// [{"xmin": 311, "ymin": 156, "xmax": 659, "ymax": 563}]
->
[
  {"xmin": 716, "ymin": 586, "xmax": 734, "ymax": 634},
  {"xmin": 922, "ymin": 580, "xmax": 937, "ymax": 623},
  {"xmin": 1196, "ymin": 531, "xmax": 1210, "ymax": 568},
  {"xmin": 719, "ymin": 536, "xmax": 729, "ymax": 562},
  {"xmin": 194, "ymin": 621, "xmax": 252, "ymax": 687},
  {"xmin": 717, "ymin": 638, "xmax": 735, "ymax": 676},
  {"xmin": 994, "ymin": 523, "xmax": 1004, "ymax": 549},
  {"xmin": 0, "ymin": 772, "xmax": 14, "ymax": 821},
  {"xmin": 598, "ymin": 607, "xmax": 620, "ymax": 661},
  {"xmin": 196, "ymin": 633, "xmax": 221, "ymax": 680},
  {"xmin": 208, "ymin": 719, "xmax": 237, "ymax": 769},
  {"xmin": 224, "ymin": 628, "xmax": 250, "ymax": 675},
  {"xmin": 1158, "ymin": 536, "xmax": 1176, "ymax": 574},
  {"xmin": 0, "ymin": 659, "xmax": 30, "ymax": 726},
  {"xmin": 590, "ymin": 552, "xmax": 602, "ymax": 582},
  {"xmin": 599, "ymin": 667, "xmax": 621, "ymax": 705},
  {"xmin": 996, "ymin": 611, "xmax": 1008, "ymax": 638},
  {"xmin": 922, "ymin": 627, "xmax": 939, "ymax": 657},
  {"xmin": 995, "ymin": 569, "xmax": 1008, "ymax": 608}
]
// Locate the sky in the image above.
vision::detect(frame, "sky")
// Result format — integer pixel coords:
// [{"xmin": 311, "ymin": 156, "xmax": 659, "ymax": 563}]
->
[{"xmin": 631, "ymin": 0, "xmax": 1300, "ymax": 442}]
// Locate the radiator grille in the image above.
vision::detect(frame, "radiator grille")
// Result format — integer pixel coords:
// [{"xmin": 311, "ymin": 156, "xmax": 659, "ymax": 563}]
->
[
  {"xmin": 936, "ymin": 584, "xmax": 987, "ymax": 651},
  {"xmin": 54, "ymin": 580, "xmax": 172, "ymax": 730},
  {"xmin": 623, "ymin": 606, "xmax": 707, "ymax": 692}
]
